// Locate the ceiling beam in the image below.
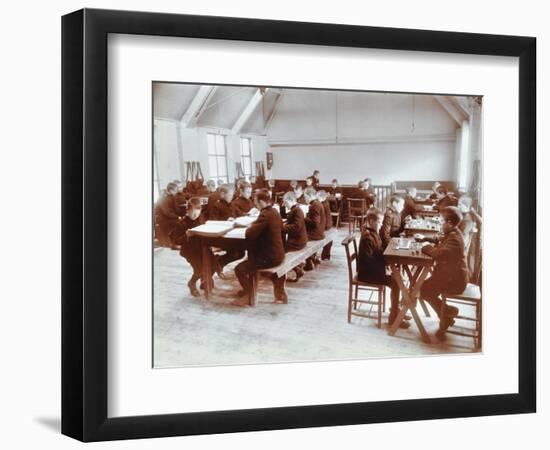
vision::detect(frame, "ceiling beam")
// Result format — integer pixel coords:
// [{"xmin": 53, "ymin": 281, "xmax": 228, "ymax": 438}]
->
[
  {"xmin": 433, "ymin": 95, "xmax": 469, "ymax": 126},
  {"xmin": 180, "ymin": 86, "xmax": 218, "ymax": 128},
  {"xmin": 231, "ymin": 88, "xmax": 265, "ymax": 135}
]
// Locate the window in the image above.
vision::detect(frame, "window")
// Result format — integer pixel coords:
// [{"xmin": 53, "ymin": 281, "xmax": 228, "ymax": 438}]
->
[
  {"xmin": 458, "ymin": 120, "xmax": 470, "ymax": 191},
  {"xmin": 240, "ymin": 137, "xmax": 253, "ymax": 179},
  {"xmin": 207, "ymin": 133, "xmax": 228, "ymax": 184}
]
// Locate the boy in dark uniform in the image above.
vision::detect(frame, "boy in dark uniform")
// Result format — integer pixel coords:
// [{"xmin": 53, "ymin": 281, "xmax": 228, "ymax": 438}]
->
[
  {"xmin": 233, "ymin": 189, "xmax": 287, "ymax": 305},
  {"xmin": 401, "ymin": 186, "xmax": 419, "ymax": 224},
  {"xmin": 170, "ymin": 197, "xmax": 215, "ymax": 297},
  {"xmin": 294, "ymin": 185, "xmax": 307, "ymax": 205},
  {"xmin": 380, "ymin": 195, "xmax": 405, "ymax": 249},
  {"xmin": 358, "ymin": 209, "xmax": 410, "ymax": 329},
  {"xmin": 155, "ymin": 182, "xmax": 182, "ymax": 248},
  {"xmin": 204, "ymin": 179, "xmax": 219, "ymax": 220},
  {"xmin": 303, "ymin": 187, "xmax": 325, "ymax": 270},
  {"xmin": 318, "ymin": 190, "xmax": 333, "ymax": 260},
  {"xmin": 434, "ymin": 186, "xmax": 458, "ymax": 211},
  {"xmin": 232, "ymin": 183, "xmax": 254, "ymax": 217},
  {"xmin": 311, "ymin": 170, "xmax": 321, "ymax": 189},
  {"xmin": 282, "ymin": 191, "xmax": 308, "ymax": 281},
  {"xmin": 419, "ymin": 206, "xmax": 469, "ymax": 340},
  {"xmin": 210, "ymin": 185, "xmax": 236, "ymax": 220},
  {"xmin": 360, "ymin": 178, "xmax": 376, "ymax": 208}
]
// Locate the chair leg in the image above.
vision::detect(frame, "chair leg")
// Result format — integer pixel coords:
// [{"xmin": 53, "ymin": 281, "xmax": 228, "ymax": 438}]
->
[
  {"xmin": 347, "ymin": 286, "xmax": 353, "ymax": 323},
  {"xmin": 476, "ymin": 301, "xmax": 482, "ymax": 349},
  {"xmin": 377, "ymin": 287, "xmax": 382, "ymax": 329},
  {"xmin": 440, "ymin": 296, "xmax": 447, "ymax": 333}
]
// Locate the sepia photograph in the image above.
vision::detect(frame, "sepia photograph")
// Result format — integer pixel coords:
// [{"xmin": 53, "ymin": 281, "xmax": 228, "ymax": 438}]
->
[{"xmin": 152, "ymin": 82, "xmax": 483, "ymax": 368}]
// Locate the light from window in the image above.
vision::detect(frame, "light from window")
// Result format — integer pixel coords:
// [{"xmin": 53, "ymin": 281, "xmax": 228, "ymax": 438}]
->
[
  {"xmin": 207, "ymin": 133, "xmax": 228, "ymax": 184},
  {"xmin": 240, "ymin": 137, "xmax": 253, "ymax": 179}
]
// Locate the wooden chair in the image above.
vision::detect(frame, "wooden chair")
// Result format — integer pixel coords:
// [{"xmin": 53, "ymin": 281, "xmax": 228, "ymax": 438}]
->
[
  {"xmin": 330, "ymin": 198, "xmax": 342, "ymax": 228},
  {"xmin": 440, "ymin": 283, "xmax": 482, "ymax": 348},
  {"xmin": 341, "ymin": 234, "xmax": 386, "ymax": 328},
  {"xmin": 346, "ymin": 198, "xmax": 368, "ymax": 234}
]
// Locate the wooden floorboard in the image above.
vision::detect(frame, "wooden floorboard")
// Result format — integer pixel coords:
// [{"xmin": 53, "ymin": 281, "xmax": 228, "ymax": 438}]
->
[{"xmin": 153, "ymin": 229, "xmax": 479, "ymax": 367}]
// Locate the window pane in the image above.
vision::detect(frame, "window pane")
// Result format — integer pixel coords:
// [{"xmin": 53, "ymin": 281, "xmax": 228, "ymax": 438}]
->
[
  {"xmin": 207, "ymin": 133, "xmax": 215, "ymax": 155},
  {"xmin": 241, "ymin": 138, "xmax": 250, "ymax": 156},
  {"xmin": 215, "ymin": 135, "xmax": 225, "ymax": 155},
  {"xmin": 243, "ymin": 157, "xmax": 251, "ymax": 176},
  {"xmin": 217, "ymin": 156, "xmax": 227, "ymax": 178},
  {"xmin": 209, "ymin": 156, "xmax": 218, "ymax": 178}
]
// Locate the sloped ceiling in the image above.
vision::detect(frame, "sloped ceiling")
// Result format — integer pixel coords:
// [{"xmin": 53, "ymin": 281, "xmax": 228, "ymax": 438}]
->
[{"xmin": 153, "ymin": 82, "xmax": 468, "ymax": 139}]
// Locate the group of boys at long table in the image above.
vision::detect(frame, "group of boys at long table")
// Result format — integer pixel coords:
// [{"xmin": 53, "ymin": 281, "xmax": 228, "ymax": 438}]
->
[{"xmin": 155, "ymin": 171, "xmax": 481, "ymax": 340}]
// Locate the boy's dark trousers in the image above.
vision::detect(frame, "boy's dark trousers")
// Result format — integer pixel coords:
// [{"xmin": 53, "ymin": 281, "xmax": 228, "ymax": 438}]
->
[
  {"xmin": 420, "ymin": 275, "xmax": 466, "ymax": 317},
  {"xmin": 321, "ymin": 242, "xmax": 332, "ymax": 260},
  {"xmin": 235, "ymin": 259, "xmax": 286, "ymax": 297}
]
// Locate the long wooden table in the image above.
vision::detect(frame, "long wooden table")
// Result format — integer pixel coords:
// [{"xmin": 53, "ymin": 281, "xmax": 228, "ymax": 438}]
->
[{"xmin": 384, "ymin": 237, "xmax": 434, "ymax": 343}]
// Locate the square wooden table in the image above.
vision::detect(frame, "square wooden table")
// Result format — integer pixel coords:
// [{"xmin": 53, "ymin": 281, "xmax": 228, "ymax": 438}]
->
[{"xmin": 384, "ymin": 237, "xmax": 434, "ymax": 343}]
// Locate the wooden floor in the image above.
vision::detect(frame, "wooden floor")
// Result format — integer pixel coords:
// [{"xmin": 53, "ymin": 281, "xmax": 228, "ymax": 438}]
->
[{"xmin": 154, "ymin": 228, "xmax": 480, "ymax": 368}]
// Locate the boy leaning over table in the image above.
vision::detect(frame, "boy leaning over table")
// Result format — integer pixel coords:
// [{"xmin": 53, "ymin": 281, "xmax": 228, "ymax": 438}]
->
[
  {"xmin": 170, "ymin": 197, "xmax": 218, "ymax": 298},
  {"xmin": 418, "ymin": 206, "xmax": 469, "ymax": 340}
]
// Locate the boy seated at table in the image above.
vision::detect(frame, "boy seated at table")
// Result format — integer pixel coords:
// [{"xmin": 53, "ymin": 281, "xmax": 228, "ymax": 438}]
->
[
  {"xmin": 233, "ymin": 189, "xmax": 287, "ymax": 305},
  {"xmin": 359, "ymin": 178, "xmax": 376, "ymax": 208},
  {"xmin": 402, "ymin": 186, "xmax": 419, "ymax": 225},
  {"xmin": 232, "ymin": 182, "xmax": 255, "ymax": 217},
  {"xmin": 328, "ymin": 178, "xmax": 342, "ymax": 215},
  {"xmin": 211, "ymin": 185, "xmax": 245, "ymax": 274},
  {"xmin": 210, "ymin": 184, "xmax": 236, "ymax": 220},
  {"xmin": 303, "ymin": 187, "xmax": 325, "ymax": 270},
  {"xmin": 170, "ymin": 197, "xmax": 216, "ymax": 297},
  {"xmin": 204, "ymin": 179, "xmax": 220, "ymax": 220},
  {"xmin": 318, "ymin": 190, "xmax": 333, "ymax": 260},
  {"xmin": 434, "ymin": 186, "xmax": 458, "ymax": 211},
  {"xmin": 358, "ymin": 209, "xmax": 410, "ymax": 329},
  {"xmin": 419, "ymin": 206, "xmax": 469, "ymax": 340},
  {"xmin": 294, "ymin": 185, "xmax": 307, "ymax": 204},
  {"xmin": 282, "ymin": 191, "xmax": 308, "ymax": 282},
  {"xmin": 380, "ymin": 195, "xmax": 405, "ymax": 249},
  {"xmin": 429, "ymin": 181, "xmax": 442, "ymax": 200}
]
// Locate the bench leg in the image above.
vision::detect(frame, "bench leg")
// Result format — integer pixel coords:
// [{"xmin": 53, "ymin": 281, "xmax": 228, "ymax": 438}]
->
[{"xmin": 248, "ymin": 272, "xmax": 258, "ymax": 307}]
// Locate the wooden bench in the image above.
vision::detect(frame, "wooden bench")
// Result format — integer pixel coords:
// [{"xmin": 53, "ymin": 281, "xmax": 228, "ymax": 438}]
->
[{"xmin": 246, "ymin": 229, "xmax": 338, "ymax": 306}]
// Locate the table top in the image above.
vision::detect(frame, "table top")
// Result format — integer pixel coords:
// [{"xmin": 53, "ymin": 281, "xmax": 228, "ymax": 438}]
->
[
  {"xmin": 404, "ymin": 218, "xmax": 442, "ymax": 234},
  {"xmin": 384, "ymin": 237, "xmax": 433, "ymax": 266}
]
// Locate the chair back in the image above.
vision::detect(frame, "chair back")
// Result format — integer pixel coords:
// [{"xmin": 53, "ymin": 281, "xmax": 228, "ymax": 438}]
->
[
  {"xmin": 347, "ymin": 198, "xmax": 367, "ymax": 217},
  {"xmin": 341, "ymin": 234, "xmax": 359, "ymax": 283}
]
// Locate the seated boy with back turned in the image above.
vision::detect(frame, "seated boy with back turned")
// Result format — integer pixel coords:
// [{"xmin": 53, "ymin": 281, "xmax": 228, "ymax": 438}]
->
[
  {"xmin": 233, "ymin": 189, "xmax": 287, "ymax": 305},
  {"xmin": 357, "ymin": 209, "xmax": 410, "ymax": 329},
  {"xmin": 282, "ymin": 191, "xmax": 308, "ymax": 282},
  {"xmin": 303, "ymin": 187, "xmax": 325, "ymax": 270}
]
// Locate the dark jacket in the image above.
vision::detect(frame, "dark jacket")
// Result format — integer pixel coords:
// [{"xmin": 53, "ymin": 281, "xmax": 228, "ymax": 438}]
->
[
  {"xmin": 170, "ymin": 214, "xmax": 205, "ymax": 260},
  {"xmin": 305, "ymin": 200, "xmax": 325, "ymax": 240},
  {"xmin": 232, "ymin": 196, "xmax": 254, "ymax": 217},
  {"xmin": 422, "ymin": 228, "xmax": 468, "ymax": 292},
  {"xmin": 155, "ymin": 194, "xmax": 179, "ymax": 223},
  {"xmin": 328, "ymin": 186, "xmax": 342, "ymax": 196},
  {"xmin": 204, "ymin": 191, "xmax": 220, "ymax": 220},
  {"xmin": 435, "ymin": 194, "xmax": 458, "ymax": 211},
  {"xmin": 380, "ymin": 206, "xmax": 402, "ymax": 249},
  {"xmin": 401, "ymin": 194, "xmax": 418, "ymax": 224},
  {"xmin": 283, "ymin": 204, "xmax": 308, "ymax": 251},
  {"xmin": 311, "ymin": 175, "xmax": 320, "ymax": 190},
  {"xmin": 357, "ymin": 227, "xmax": 386, "ymax": 282},
  {"xmin": 210, "ymin": 199, "xmax": 235, "ymax": 221},
  {"xmin": 322, "ymin": 200, "xmax": 332, "ymax": 231},
  {"xmin": 357, "ymin": 187, "xmax": 376, "ymax": 207},
  {"xmin": 245, "ymin": 206, "xmax": 285, "ymax": 268}
]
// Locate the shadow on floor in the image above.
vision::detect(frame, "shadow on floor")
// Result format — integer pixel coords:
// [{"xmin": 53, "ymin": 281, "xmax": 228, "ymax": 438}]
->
[{"xmin": 35, "ymin": 417, "xmax": 61, "ymax": 433}]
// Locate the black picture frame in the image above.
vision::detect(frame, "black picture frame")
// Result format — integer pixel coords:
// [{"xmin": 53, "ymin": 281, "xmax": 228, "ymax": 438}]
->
[{"xmin": 61, "ymin": 8, "xmax": 536, "ymax": 442}]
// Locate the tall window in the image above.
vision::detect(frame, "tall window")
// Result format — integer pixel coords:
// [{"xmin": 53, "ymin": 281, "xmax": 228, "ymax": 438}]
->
[
  {"xmin": 240, "ymin": 137, "xmax": 253, "ymax": 179},
  {"xmin": 207, "ymin": 133, "xmax": 228, "ymax": 184}
]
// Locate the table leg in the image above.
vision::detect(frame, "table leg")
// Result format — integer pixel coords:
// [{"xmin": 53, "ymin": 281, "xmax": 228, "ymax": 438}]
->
[
  {"xmin": 388, "ymin": 264, "xmax": 432, "ymax": 343},
  {"xmin": 201, "ymin": 239, "xmax": 213, "ymax": 299}
]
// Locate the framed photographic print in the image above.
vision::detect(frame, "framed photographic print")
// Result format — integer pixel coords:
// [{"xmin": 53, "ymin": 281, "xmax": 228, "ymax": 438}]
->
[{"xmin": 62, "ymin": 8, "xmax": 536, "ymax": 442}]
